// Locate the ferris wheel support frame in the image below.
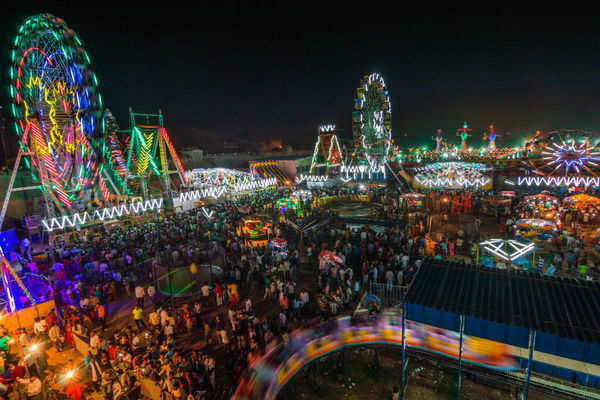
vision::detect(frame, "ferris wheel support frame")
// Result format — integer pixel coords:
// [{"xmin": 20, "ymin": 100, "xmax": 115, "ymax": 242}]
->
[{"xmin": 0, "ymin": 122, "xmax": 60, "ymax": 232}]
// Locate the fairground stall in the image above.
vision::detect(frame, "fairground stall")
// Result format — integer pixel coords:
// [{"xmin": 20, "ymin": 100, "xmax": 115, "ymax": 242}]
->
[{"xmin": 237, "ymin": 216, "xmax": 272, "ymax": 247}]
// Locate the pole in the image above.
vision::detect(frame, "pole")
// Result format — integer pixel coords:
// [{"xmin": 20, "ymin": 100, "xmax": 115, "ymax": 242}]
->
[
  {"xmin": 523, "ymin": 330, "xmax": 536, "ymax": 400},
  {"xmin": 400, "ymin": 301, "xmax": 407, "ymax": 400},
  {"xmin": 456, "ymin": 314, "xmax": 465, "ymax": 400}
]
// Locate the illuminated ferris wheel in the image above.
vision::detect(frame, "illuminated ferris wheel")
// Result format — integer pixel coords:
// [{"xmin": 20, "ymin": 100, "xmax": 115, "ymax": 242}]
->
[
  {"xmin": 525, "ymin": 129, "xmax": 600, "ymax": 177},
  {"xmin": 8, "ymin": 13, "xmax": 107, "ymax": 212},
  {"xmin": 352, "ymin": 73, "xmax": 392, "ymax": 168}
]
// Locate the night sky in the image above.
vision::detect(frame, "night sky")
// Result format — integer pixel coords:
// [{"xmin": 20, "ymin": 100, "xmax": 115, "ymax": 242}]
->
[{"xmin": 2, "ymin": 10, "xmax": 600, "ymax": 153}]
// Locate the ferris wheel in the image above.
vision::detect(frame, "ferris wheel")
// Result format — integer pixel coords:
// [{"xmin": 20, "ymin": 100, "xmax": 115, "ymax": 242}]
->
[
  {"xmin": 352, "ymin": 73, "xmax": 392, "ymax": 168},
  {"xmin": 8, "ymin": 14, "xmax": 107, "ymax": 211}
]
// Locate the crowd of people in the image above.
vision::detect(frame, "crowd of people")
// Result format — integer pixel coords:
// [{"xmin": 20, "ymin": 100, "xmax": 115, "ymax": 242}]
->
[{"xmin": 1, "ymin": 181, "xmax": 599, "ymax": 399}]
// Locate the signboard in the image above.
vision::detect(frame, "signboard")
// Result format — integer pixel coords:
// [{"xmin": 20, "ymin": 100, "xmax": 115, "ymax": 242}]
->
[{"xmin": 501, "ymin": 191, "xmax": 515, "ymax": 197}]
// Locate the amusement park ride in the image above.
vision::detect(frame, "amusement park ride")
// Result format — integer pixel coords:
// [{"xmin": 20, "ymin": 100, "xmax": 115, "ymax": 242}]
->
[{"xmin": 0, "ymin": 14, "xmax": 187, "ymax": 231}]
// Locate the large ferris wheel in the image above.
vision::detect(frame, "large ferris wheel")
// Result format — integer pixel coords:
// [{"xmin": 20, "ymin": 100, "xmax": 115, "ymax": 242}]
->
[
  {"xmin": 6, "ymin": 13, "xmax": 108, "ymax": 215},
  {"xmin": 352, "ymin": 73, "xmax": 392, "ymax": 169}
]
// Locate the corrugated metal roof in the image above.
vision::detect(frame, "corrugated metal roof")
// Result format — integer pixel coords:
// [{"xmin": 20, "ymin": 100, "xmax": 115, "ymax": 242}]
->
[{"xmin": 405, "ymin": 259, "xmax": 600, "ymax": 343}]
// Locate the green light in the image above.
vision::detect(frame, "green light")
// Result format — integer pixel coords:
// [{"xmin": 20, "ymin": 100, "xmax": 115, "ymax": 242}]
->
[
  {"xmin": 92, "ymin": 72, "xmax": 98, "ymax": 86},
  {"xmin": 98, "ymin": 93, "xmax": 102, "ymax": 108},
  {"xmin": 9, "ymin": 85, "xmax": 15, "ymax": 99},
  {"xmin": 11, "ymin": 49, "xmax": 15, "ymax": 62},
  {"xmin": 74, "ymin": 34, "xmax": 82, "ymax": 46},
  {"xmin": 14, "ymin": 122, "xmax": 20, "ymax": 135},
  {"xmin": 84, "ymin": 50, "xmax": 90, "ymax": 64}
]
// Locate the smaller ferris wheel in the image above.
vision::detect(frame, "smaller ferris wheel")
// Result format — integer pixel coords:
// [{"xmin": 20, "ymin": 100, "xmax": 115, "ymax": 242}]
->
[{"xmin": 352, "ymin": 73, "xmax": 392, "ymax": 168}]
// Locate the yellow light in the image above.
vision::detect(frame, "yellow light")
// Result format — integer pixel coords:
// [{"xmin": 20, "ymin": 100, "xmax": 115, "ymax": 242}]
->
[
  {"xmin": 29, "ymin": 344, "xmax": 38, "ymax": 352},
  {"xmin": 65, "ymin": 370, "xmax": 74, "ymax": 379}
]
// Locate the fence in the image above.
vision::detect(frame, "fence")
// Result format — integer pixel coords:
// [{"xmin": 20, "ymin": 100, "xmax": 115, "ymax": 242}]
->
[{"xmin": 368, "ymin": 282, "xmax": 407, "ymax": 308}]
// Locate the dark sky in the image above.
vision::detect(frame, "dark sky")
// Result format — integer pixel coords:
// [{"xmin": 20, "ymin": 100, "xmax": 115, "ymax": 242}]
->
[{"xmin": 2, "ymin": 10, "xmax": 600, "ymax": 152}]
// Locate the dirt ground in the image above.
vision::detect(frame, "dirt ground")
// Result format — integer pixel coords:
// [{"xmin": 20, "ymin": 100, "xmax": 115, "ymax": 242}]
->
[{"xmin": 282, "ymin": 347, "xmax": 559, "ymax": 400}]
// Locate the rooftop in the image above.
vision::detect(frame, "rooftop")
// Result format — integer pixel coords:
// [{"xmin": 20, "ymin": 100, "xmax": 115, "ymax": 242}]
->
[{"xmin": 405, "ymin": 259, "xmax": 600, "ymax": 343}]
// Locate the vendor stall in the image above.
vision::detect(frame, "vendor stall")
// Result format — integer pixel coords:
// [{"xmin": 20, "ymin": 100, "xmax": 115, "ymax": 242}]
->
[{"xmin": 238, "ymin": 216, "xmax": 272, "ymax": 247}]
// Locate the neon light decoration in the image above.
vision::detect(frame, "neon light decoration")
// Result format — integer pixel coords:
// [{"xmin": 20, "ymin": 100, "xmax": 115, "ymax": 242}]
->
[
  {"xmin": 413, "ymin": 162, "xmax": 491, "ymax": 189},
  {"xmin": 9, "ymin": 14, "xmax": 107, "ymax": 209},
  {"xmin": 41, "ymin": 198, "xmax": 164, "ymax": 232},
  {"xmin": 340, "ymin": 164, "xmax": 386, "ymax": 182},
  {"xmin": 187, "ymin": 168, "xmax": 253, "ymax": 188},
  {"xmin": 309, "ymin": 124, "xmax": 344, "ymax": 175},
  {"xmin": 295, "ymin": 174, "xmax": 328, "ymax": 184},
  {"xmin": 249, "ymin": 161, "xmax": 291, "ymax": 185},
  {"xmin": 457, "ymin": 122, "xmax": 472, "ymax": 152},
  {"xmin": 517, "ymin": 176, "xmax": 600, "ymax": 187},
  {"xmin": 523, "ymin": 129, "xmax": 600, "ymax": 179},
  {"xmin": 541, "ymin": 141, "xmax": 600, "ymax": 175},
  {"xmin": 351, "ymin": 73, "xmax": 392, "ymax": 170},
  {"xmin": 478, "ymin": 238, "xmax": 535, "ymax": 262},
  {"xmin": 124, "ymin": 110, "xmax": 187, "ymax": 194}
]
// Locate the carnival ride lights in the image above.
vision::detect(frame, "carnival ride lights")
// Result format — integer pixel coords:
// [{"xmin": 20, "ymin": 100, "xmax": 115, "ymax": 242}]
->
[
  {"xmin": 352, "ymin": 73, "xmax": 392, "ymax": 170},
  {"xmin": 186, "ymin": 168, "xmax": 251, "ymax": 186},
  {"xmin": 517, "ymin": 176, "xmax": 600, "ymax": 188},
  {"xmin": 124, "ymin": 110, "xmax": 187, "ymax": 194},
  {"xmin": 295, "ymin": 174, "xmax": 328, "ymax": 184},
  {"xmin": 541, "ymin": 141, "xmax": 600, "ymax": 176},
  {"xmin": 478, "ymin": 238, "xmax": 535, "ymax": 262},
  {"xmin": 41, "ymin": 198, "xmax": 164, "ymax": 232},
  {"xmin": 8, "ymin": 14, "xmax": 108, "ymax": 211},
  {"xmin": 232, "ymin": 314, "xmax": 517, "ymax": 400},
  {"xmin": 413, "ymin": 162, "xmax": 491, "ymax": 189},
  {"xmin": 340, "ymin": 164, "xmax": 386, "ymax": 182},
  {"xmin": 309, "ymin": 124, "xmax": 344, "ymax": 175}
]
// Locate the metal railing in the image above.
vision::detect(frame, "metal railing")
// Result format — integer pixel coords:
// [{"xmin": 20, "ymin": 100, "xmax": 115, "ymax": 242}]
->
[{"xmin": 368, "ymin": 282, "xmax": 407, "ymax": 308}]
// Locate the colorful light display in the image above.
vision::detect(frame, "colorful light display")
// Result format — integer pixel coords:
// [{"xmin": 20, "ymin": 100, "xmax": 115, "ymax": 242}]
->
[
  {"xmin": 124, "ymin": 110, "xmax": 187, "ymax": 193},
  {"xmin": 295, "ymin": 174, "xmax": 328, "ymax": 184},
  {"xmin": 309, "ymin": 124, "xmax": 344, "ymax": 175},
  {"xmin": 517, "ymin": 176, "xmax": 600, "ymax": 187},
  {"xmin": 41, "ymin": 198, "xmax": 164, "ymax": 232},
  {"xmin": 413, "ymin": 162, "xmax": 491, "ymax": 189},
  {"xmin": 9, "ymin": 14, "xmax": 107, "ymax": 209},
  {"xmin": 541, "ymin": 141, "xmax": 600, "ymax": 175},
  {"xmin": 478, "ymin": 238, "xmax": 535, "ymax": 262},
  {"xmin": 351, "ymin": 73, "xmax": 392, "ymax": 171}
]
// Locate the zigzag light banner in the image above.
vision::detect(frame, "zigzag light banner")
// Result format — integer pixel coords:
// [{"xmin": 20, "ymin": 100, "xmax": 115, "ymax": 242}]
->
[
  {"xmin": 177, "ymin": 187, "xmax": 227, "ymax": 203},
  {"xmin": 517, "ymin": 176, "xmax": 600, "ymax": 188},
  {"xmin": 295, "ymin": 174, "xmax": 329, "ymax": 184},
  {"xmin": 231, "ymin": 177, "xmax": 278, "ymax": 193},
  {"xmin": 42, "ymin": 198, "xmax": 164, "ymax": 232},
  {"xmin": 415, "ymin": 176, "xmax": 491, "ymax": 188}
]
